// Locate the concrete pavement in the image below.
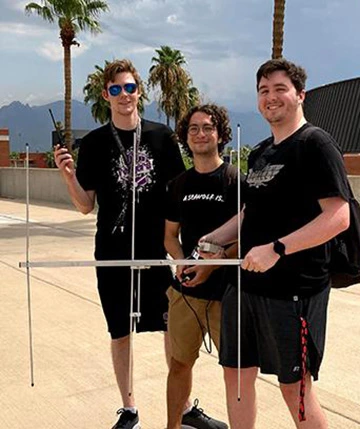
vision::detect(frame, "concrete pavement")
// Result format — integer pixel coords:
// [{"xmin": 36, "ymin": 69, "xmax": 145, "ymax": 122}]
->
[{"xmin": 0, "ymin": 197, "xmax": 359, "ymax": 429}]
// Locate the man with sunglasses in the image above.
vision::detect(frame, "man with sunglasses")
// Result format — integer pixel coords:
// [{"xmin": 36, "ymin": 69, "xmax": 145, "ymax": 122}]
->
[
  {"xmin": 200, "ymin": 59, "xmax": 350, "ymax": 429},
  {"xmin": 165, "ymin": 104, "xmax": 239, "ymax": 429},
  {"xmin": 54, "ymin": 59, "xmax": 185, "ymax": 429}
]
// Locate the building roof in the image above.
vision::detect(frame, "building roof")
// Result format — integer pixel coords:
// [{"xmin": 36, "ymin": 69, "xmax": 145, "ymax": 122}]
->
[{"xmin": 304, "ymin": 77, "xmax": 360, "ymax": 153}]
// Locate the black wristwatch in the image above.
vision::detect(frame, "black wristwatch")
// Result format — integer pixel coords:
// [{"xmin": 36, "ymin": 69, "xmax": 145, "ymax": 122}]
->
[{"xmin": 273, "ymin": 239, "xmax": 286, "ymax": 257}]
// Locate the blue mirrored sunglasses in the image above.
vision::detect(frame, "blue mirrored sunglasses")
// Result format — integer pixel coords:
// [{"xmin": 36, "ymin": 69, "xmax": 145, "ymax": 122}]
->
[{"xmin": 108, "ymin": 83, "xmax": 138, "ymax": 96}]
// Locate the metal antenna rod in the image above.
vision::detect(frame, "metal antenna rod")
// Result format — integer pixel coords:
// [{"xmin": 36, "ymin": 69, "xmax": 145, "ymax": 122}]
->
[
  {"xmin": 128, "ymin": 122, "xmax": 141, "ymax": 397},
  {"xmin": 25, "ymin": 143, "xmax": 35, "ymax": 386},
  {"xmin": 237, "ymin": 123, "xmax": 241, "ymax": 401},
  {"xmin": 20, "ymin": 259, "xmax": 242, "ymax": 269},
  {"xmin": 137, "ymin": 271, "xmax": 141, "ymax": 324},
  {"xmin": 135, "ymin": 124, "xmax": 142, "ymax": 326}
]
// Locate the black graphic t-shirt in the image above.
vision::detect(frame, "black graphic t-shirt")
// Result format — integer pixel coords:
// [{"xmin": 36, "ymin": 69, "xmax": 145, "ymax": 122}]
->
[
  {"xmin": 241, "ymin": 123, "xmax": 349, "ymax": 299},
  {"xmin": 166, "ymin": 163, "xmax": 239, "ymax": 300},
  {"xmin": 76, "ymin": 119, "xmax": 185, "ymax": 260}
]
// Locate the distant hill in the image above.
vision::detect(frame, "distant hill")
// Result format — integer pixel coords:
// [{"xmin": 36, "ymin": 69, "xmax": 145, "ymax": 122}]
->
[
  {"xmin": 0, "ymin": 100, "xmax": 98, "ymax": 152},
  {"xmin": 0, "ymin": 100, "xmax": 269, "ymax": 152}
]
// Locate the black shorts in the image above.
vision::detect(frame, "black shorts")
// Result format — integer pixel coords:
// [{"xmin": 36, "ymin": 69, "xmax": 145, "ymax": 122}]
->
[
  {"xmin": 220, "ymin": 284, "xmax": 330, "ymax": 384},
  {"xmin": 96, "ymin": 266, "xmax": 172, "ymax": 339}
]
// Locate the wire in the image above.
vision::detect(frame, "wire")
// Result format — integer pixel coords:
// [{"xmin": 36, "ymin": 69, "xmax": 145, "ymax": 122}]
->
[{"xmin": 178, "ymin": 280, "xmax": 214, "ymax": 354}]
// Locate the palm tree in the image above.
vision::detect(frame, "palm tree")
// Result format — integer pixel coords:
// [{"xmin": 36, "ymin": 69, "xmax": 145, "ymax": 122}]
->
[
  {"xmin": 188, "ymin": 85, "xmax": 201, "ymax": 109},
  {"xmin": 83, "ymin": 62, "xmax": 111, "ymax": 124},
  {"xmin": 148, "ymin": 45, "xmax": 190, "ymax": 126},
  {"xmin": 272, "ymin": 0, "xmax": 286, "ymax": 59},
  {"xmin": 173, "ymin": 77, "xmax": 200, "ymax": 125},
  {"xmin": 25, "ymin": 0, "xmax": 109, "ymax": 149},
  {"xmin": 83, "ymin": 61, "xmax": 149, "ymax": 124}
]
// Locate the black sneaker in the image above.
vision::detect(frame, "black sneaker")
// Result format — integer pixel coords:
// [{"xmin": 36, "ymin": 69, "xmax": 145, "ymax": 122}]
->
[
  {"xmin": 111, "ymin": 408, "xmax": 141, "ymax": 429},
  {"xmin": 181, "ymin": 399, "xmax": 228, "ymax": 429}
]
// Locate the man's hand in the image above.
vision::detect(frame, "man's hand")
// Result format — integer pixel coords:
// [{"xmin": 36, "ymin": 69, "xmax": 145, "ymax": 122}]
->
[
  {"xmin": 175, "ymin": 265, "xmax": 187, "ymax": 283},
  {"xmin": 179, "ymin": 247, "xmax": 224, "ymax": 287},
  {"xmin": 180, "ymin": 265, "xmax": 216, "ymax": 288},
  {"xmin": 241, "ymin": 243, "xmax": 280, "ymax": 273},
  {"xmin": 54, "ymin": 145, "xmax": 75, "ymax": 180},
  {"xmin": 198, "ymin": 247, "xmax": 225, "ymax": 260}
]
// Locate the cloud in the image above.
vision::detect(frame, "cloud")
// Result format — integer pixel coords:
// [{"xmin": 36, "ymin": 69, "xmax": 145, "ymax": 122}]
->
[
  {"xmin": 166, "ymin": 14, "xmax": 181, "ymax": 25},
  {"xmin": 1, "ymin": 93, "xmax": 16, "ymax": 107},
  {"xmin": 103, "ymin": 0, "xmax": 271, "ymax": 62},
  {"xmin": 0, "ymin": 22, "xmax": 53, "ymax": 53},
  {"xmin": 299, "ymin": 0, "xmax": 342, "ymax": 18},
  {"xmin": 0, "ymin": 17, "xmax": 91, "ymax": 60},
  {"xmin": 0, "ymin": 0, "xmax": 359, "ymax": 113},
  {"xmin": 96, "ymin": 0, "xmax": 271, "ymax": 110},
  {"xmin": 37, "ymin": 41, "xmax": 90, "ymax": 61},
  {"xmin": 0, "ymin": 91, "xmax": 58, "ymax": 108},
  {"xmin": 7, "ymin": 0, "xmax": 28, "ymax": 12},
  {"xmin": 0, "ymin": 21, "xmax": 49, "ymax": 37},
  {"xmin": 190, "ymin": 54, "xmax": 262, "ymax": 111}
]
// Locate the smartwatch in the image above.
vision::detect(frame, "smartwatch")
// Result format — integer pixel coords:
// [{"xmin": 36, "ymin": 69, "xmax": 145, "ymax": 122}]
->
[{"xmin": 273, "ymin": 239, "xmax": 286, "ymax": 257}]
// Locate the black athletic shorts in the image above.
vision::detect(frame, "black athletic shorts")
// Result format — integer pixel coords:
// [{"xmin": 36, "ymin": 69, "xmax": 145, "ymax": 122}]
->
[
  {"xmin": 220, "ymin": 284, "xmax": 330, "ymax": 383},
  {"xmin": 96, "ymin": 265, "xmax": 172, "ymax": 339}
]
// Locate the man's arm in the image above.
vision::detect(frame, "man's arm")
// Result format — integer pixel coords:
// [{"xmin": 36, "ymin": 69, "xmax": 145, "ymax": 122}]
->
[
  {"xmin": 164, "ymin": 220, "xmax": 219, "ymax": 287},
  {"xmin": 164, "ymin": 220, "xmax": 185, "ymax": 282},
  {"xmin": 54, "ymin": 146, "xmax": 95, "ymax": 214},
  {"xmin": 242, "ymin": 196, "xmax": 350, "ymax": 273},
  {"xmin": 164, "ymin": 220, "xmax": 184, "ymax": 260},
  {"xmin": 199, "ymin": 209, "xmax": 244, "ymax": 247}
]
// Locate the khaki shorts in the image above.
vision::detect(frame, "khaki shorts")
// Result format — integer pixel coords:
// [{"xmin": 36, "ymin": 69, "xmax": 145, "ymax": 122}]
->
[{"xmin": 166, "ymin": 286, "xmax": 221, "ymax": 364}]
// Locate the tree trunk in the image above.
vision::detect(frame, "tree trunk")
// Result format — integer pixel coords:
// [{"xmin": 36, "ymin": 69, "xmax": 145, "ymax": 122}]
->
[
  {"xmin": 63, "ymin": 44, "xmax": 72, "ymax": 151},
  {"xmin": 272, "ymin": 0, "xmax": 286, "ymax": 59}
]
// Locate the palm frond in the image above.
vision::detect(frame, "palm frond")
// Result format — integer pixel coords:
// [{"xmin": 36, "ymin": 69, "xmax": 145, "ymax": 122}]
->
[
  {"xmin": 24, "ymin": 0, "xmax": 110, "ymax": 148},
  {"xmin": 25, "ymin": 3, "xmax": 55, "ymax": 22}
]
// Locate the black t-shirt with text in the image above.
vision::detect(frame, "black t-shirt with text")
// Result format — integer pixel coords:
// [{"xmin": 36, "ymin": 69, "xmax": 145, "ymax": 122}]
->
[
  {"xmin": 241, "ymin": 123, "xmax": 349, "ymax": 299},
  {"xmin": 166, "ymin": 163, "xmax": 238, "ymax": 300},
  {"xmin": 76, "ymin": 119, "xmax": 185, "ymax": 260}
]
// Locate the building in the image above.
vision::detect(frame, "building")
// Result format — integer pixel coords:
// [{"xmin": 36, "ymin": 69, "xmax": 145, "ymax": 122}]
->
[
  {"xmin": 304, "ymin": 78, "xmax": 360, "ymax": 174},
  {"xmin": 0, "ymin": 129, "xmax": 10, "ymax": 167}
]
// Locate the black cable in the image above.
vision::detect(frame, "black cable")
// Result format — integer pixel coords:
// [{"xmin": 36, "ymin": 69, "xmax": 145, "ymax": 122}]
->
[{"xmin": 178, "ymin": 279, "xmax": 214, "ymax": 354}]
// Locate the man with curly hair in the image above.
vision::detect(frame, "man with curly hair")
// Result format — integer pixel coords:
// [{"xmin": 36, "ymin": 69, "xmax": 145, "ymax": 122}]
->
[{"xmin": 164, "ymin": 104, "xmax": 239, "ymax": 429}]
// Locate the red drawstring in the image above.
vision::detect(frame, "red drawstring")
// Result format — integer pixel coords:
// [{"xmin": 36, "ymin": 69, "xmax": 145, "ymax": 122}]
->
[{"xmin": 299, "ymin": 317, "xmax": 308, "ymax": 422}]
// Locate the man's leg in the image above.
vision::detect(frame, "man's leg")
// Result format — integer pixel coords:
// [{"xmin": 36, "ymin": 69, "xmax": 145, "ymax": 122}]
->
[
  {"xmin": 166, "ymin": 289, "xmax": 227, "ymax": 428},
  {"xmin": 166, "ymin": 286, "xmax": 203, "ymax": 427},
  {"xmin": 224, "ymin": 366, "xmax": 258, "ymax": 429},
  {"xmin": 164, "ymin": 331, "xmax": 192, "ymax": 411},
  {"xmin": 111, "ymin": 335, "xmax": 136, "ymax": 407},
  {"xmin": 167, "ymin": 357, "xmax": 195, "ymax": 429},
  {"xmin": 280, "ymin": 374, "xmax": 327, "ymax": 429},
  {"xmin": 164, "ymin": 330, "xmax": 172, "ymax": 367}
]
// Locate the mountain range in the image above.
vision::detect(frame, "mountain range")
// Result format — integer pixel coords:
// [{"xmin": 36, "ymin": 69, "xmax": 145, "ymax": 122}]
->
[{"xmin": 0, "ymin": 100, "xmax": 270, "ymax": 152}]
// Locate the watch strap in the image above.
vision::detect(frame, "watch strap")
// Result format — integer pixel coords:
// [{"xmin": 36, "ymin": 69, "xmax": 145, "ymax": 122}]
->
[{"xmin": 273, "ymin": 239, "xmax": 286, "ymax": 257}]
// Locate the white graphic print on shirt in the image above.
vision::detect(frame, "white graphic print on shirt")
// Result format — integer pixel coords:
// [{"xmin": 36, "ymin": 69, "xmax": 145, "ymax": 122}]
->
[
  {"xmin": 247, "ymin": 164, "xmax": 284, "ymax": 188},
  {"xmin": 183, "ymin": 193, "xmax": 224, "ymax": 202},
  {"xmin": 112, "ymin": 146, "xmax": 156, "ymax": 194}
]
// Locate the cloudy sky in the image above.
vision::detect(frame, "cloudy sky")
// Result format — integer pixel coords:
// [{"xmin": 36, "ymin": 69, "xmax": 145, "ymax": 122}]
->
[{"xmin": 0, "ymin": 0, "xmax": 359, "ymax": 112}]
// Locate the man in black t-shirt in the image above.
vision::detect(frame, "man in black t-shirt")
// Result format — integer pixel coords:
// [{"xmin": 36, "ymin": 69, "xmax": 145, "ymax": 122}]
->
[
  {"xmin": 201, "ymin": 59, "xmax": 350, "ymax": 428},
  {"xmin": 165, "ymin": 104, "xmax": 238, "ymax": 429},
  {"xmin": 54, "ymin": 59, "xmax": 185, "ymax": 429}
]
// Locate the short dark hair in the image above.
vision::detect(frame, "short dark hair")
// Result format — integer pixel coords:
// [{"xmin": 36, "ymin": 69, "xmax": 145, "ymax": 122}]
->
[
  {"xmin": 256, "ymin": 58, "xmax": 307, "ymax": 93},
  {"xmin": 103, "ymin": 59, "xmax": 142, "ymax": 90},
  {"xmin": 176, "ymin": 104, "xmax": 232, "ymax": 158}
]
